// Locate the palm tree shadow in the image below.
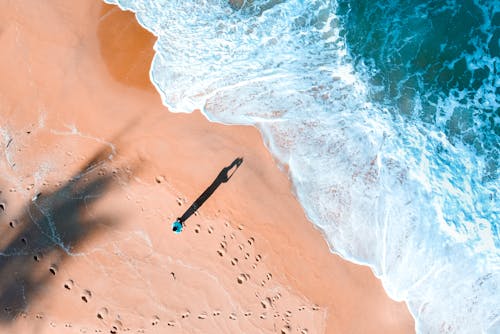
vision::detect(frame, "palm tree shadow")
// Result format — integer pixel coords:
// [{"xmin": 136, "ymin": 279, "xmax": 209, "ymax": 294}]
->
[{"xmin": 0, "ymin": 146, "xmax": 128, "ymax": 322}]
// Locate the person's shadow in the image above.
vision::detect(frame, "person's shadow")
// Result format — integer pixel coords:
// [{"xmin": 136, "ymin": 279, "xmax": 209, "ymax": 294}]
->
[{"xmin": 175, "ymin": 157, "xmax": 243, "ymax": 228}]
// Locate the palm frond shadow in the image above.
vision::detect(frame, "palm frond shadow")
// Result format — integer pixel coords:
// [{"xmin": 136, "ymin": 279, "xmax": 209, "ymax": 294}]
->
[{"xmin": 0, "ymin": 147, "xmax": 127, "ymax": 321}]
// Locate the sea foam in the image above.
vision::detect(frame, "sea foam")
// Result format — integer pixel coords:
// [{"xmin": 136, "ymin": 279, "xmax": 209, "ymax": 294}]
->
[{"xmin": 104, "ymin": 0, "xmax": 499, "ymax": 332}]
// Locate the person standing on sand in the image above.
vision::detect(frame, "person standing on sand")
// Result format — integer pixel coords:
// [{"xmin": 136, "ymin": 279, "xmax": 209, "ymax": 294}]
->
[{"xmin": 172, "ymin": 157, "xmax": 243, "ymax": 233}]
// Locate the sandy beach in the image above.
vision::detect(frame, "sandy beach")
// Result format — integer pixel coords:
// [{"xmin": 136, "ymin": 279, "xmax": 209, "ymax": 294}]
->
[{"xmin": 0, "ymin": 1, "xmax": 414, "ymax": 333}]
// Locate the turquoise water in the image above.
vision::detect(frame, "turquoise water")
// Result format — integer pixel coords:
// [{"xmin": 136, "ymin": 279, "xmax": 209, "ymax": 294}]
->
[
  {"xmin": 337, "ymin": 0, "xmax": 499, "ymax": 180},
  {"xmin": 104, "ymin": 0, "xmax": 499, "ymax": 332}
]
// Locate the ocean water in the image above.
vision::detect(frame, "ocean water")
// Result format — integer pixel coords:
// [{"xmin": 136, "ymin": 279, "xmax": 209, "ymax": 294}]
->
[{"xmin": 103, "ymin": 0, "xmax": 499, "ymax": 332}]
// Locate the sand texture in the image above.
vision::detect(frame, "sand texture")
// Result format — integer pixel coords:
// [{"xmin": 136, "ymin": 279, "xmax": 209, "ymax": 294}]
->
[{"xmin": 0, "ymin": 1, "xmax": 414, "ymax": 333}]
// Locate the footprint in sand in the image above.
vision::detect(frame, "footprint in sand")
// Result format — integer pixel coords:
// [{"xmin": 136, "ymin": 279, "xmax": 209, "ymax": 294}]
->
[
  {"xmin": 167, "ymin": 321, "xmax": 176, "ymax": 327},
  {"xmin": 9, "ymin": 220, "xmax": 17, "ymax": 228},
  {"xmin": 197, "ymin": 312, "xmax": 207, "ymax": 320},
  {"xmin": 216, "ymin": 248, "xmax": 226, "ymax": 257},
  {"xmin": 259, "ymin": 313, "xmax": 267, "ymax": 319},
  {"xmin": 212, "ymin": 310, "xmax": 221, "ymax": 316},
  {"xmin": 81, "ymin": 289, "xmax": 92, "ymax": 303},
  {"xmin": 231, "ymin": 258, "xmax": 238, "ymax": 266},
  {"xmin": 237, "ymin": 273, "xmax": 250, "ymax": 284},
  {"xmin": 0, "ymin": 203, "xmax": 5, "ymax": 212},
  {"xmin": 260, "ymin": 297, "xmax": 272, "ymax": 309},
  {"xmin": 64, "ymin": 279, "xmax": 74, "ymax": 291},
  {"xmin": 151, "ymin": 315, "xmax": 160, "ymax": 326},
  {"xmin": 49, "ymin": 264, "xmax": 57, "ymax": 276},
  {"xmin": 229, "ymin": 313, "xmax": 237, "ymax": 320},
  {"xmin": 243, "ymin": 311, "xmax": 252, "ymax": 317},
  {"xmin": 280, "ymin": 325, "xmax": 291, "ymax": 334},
  {"xmin": 247, "ymin": 237, "xmax": 255, "ymax": 246},
  {"xmin": 255, "ymin": 254, "xmax": 262, "ymax": 262},
  {"xmin": 155, "ymin": 175, "xmax": 165, "ymax": 184},
  {"xmin": 207, "ymin": 226, "xmax": 214, "ymax": 234},
  {"xmin": 96, "ymin": 307, "xmax": 108, "ymax": 320},
  {"xmin": 33, "ymin": 253, "xmax": 43, "ymax": 262},
  {"xmin": 194, "ymin": 224, "xmax": 201, "ymax": 234},
  {"xmin": 181, "ymin": 311, "xmax": 190, "ymax": 319}
]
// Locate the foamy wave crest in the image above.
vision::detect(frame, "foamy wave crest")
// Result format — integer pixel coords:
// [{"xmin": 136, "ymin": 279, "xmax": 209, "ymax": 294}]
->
[{"xmin": 104, "ymin": 0, "xmax": 499, "ymax": 332}]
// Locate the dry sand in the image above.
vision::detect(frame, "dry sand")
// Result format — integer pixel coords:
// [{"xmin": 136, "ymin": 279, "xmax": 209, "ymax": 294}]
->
[{"xmin": 0, "ymin": 1, "xmax": 415, "ymax": 333}]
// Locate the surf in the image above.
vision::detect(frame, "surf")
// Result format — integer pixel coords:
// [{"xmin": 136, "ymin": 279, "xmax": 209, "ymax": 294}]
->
[{"xmin": 103, "ymin": 0, "xmax": 500, "ymax": 332}]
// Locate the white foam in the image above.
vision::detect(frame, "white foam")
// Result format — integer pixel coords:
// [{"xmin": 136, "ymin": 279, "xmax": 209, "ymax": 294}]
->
[{"xmin": 104, "ymin": 0, "xmax": 500, "ymax": 332}]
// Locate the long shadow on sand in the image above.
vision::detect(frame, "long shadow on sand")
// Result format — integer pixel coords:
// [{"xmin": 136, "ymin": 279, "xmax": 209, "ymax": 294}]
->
[
  {"xmin": 0, "ymin": 147, "xmax": 127, "ymax": 322},
  {"xmin": 176, "ymin": 157, "xmax": 243, "ymax": 226}
]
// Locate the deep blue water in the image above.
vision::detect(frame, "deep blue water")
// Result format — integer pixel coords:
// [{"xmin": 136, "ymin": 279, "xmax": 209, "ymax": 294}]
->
[{"xmin": 105, "ymin": 0, "xmax": 499, "ymax": 332}]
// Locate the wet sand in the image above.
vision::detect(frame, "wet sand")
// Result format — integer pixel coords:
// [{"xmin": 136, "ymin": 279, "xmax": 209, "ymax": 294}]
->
[{"xmin": 0, "ymin": 1, "xmax": 414, "ymax": 333}]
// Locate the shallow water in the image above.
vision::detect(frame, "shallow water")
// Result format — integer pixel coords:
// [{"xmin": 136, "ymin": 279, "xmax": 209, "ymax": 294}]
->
[{"xmin": 104, "ymin": 0, "xmax": 499, "ymax": 332}]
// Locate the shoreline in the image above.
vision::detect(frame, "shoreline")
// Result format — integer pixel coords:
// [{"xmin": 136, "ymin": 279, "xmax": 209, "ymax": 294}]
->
[{"xmin": 0, "ymin": 1, "xmax": 415, "ymax": 333}]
